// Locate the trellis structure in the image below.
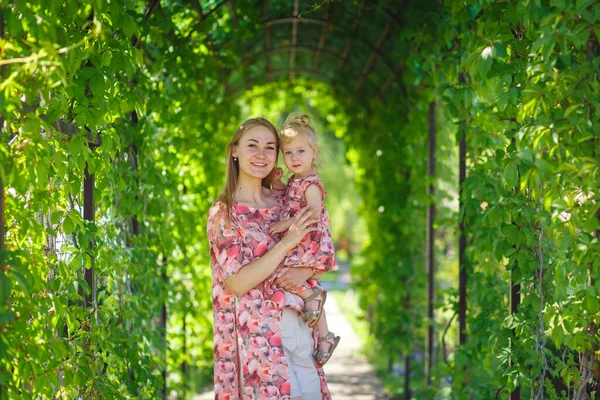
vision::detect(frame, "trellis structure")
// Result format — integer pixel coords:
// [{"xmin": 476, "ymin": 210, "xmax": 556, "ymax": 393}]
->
[{"xmin": 1, "ymin": 0, "xmax": 599, "ymax": 399}]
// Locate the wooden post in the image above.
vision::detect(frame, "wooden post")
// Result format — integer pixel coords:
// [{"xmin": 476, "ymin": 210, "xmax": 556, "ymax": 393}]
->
[
  {"xmin": 404, "ymin": 285, "xmax": 412, "ymax": 399},
  {"xmin": 510, "ymin": 272, "xmax": 520, "ymax": 400},
  {"xmin": 458, "ymin": 74, "xmax": 468, "ymax": 348},
  {"xmin": 181, "ymin": 188, "xmax": 188, "ymax": 391},
  {"xmin": 0, "ymin": 24, "xmax": 5, "ymax": 388},
  {"xmin": 425, "ymin": 101, "xmax": 436, "ymax": 386},
  {"xmin": 404, "ymin": 351, "xmax": 411, "ymax": 399},
  {"xmin": 510, "ymin": 135, "xmax": 521, "ymax": 400},
  {"xmin": 181, "ymin": 303, "xmax": 188, "ymax": 380},
  {"xmin": 83, "ymin": 157, "xmax": 95, "ymax": 309},
  {"xmin": 0, "ymin": 174, "xmax": 4, "ymax": 256},
  {"xmin": 130, "ymin": 111, "xmax": 139, "ymax": 237},
  {"xmin": 404, "ymin": 338, "xmax": 412, "ymax": 400},
  {"xmin": 0, "ymin": 174, "xmax": 4, "ymax": 400},
  {"xmin": 0, "ymin": 7, "xmax": 5, "ymax": 273},
  {"xmin": 458, "ymin": 124, "xmax": 467, "ymax": 346},
  {"xmin": 126, "ymin": 110, "xmax": 140, "ymax": 385},
  {"xmin": 161, "ymin": 257, "xmax": 167, "ymax": 399}
]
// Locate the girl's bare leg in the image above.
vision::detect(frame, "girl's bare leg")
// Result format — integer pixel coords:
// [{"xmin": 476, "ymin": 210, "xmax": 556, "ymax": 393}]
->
[
  {"xmin": 296, "ymin": 288, "xmax": 320, "ymax": 313},
  {"xmin": 315, "ymin": 309, "xmax": 333, "ymax": 353}
]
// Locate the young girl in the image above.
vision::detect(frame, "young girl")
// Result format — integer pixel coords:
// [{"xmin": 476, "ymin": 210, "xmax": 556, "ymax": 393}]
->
[{"xmin": 269, "ymin": 113, "xmax": 341, "ymax": 367}]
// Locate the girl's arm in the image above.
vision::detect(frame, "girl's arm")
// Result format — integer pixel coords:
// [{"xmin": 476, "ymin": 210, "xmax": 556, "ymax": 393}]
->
[
  {"xmin": 275, "ymin": 267, "xmax": 324, "ymax": 292},
  {"xmin": 271, "ymin": 167, "xmax": 286, "ymax": 190},
  {"xmin": 225, "ymin": 207, "xmax": 318, "ymax": 296},
  {"xmin": 268, "ymin": 218, "xmax": 294, "ymax": 235},
  {"xmin": 305, "ymin": 184, "xmax": 323, "ymax": 212},
  {"xmin": 269, "ymin": 183, "xmax": 321, "ymax": 235}
]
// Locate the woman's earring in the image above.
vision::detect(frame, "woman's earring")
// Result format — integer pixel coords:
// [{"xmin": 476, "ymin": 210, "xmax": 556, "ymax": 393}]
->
[{"xmin": 233, "ymin": 157, "xmax": 237, "ymax": 162}]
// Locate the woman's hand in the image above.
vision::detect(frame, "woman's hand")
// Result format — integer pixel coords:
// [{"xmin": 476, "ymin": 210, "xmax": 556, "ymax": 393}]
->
[
  {"xmin": 280, "ymin": 206, "xmax": 319, "ymax": 248},
  {"xmin": 275, "ymin": 267, "xmax": 314, "ymax": 292}
]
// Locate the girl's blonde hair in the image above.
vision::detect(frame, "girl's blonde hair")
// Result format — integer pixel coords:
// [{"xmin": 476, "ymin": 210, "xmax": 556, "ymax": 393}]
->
[
  {"xmin": 280, "ymin": 113, "xmax": 323, "ymax": 170},
  {"xmin": 217, "ymin": 118, "xmax": 279, "ymax": 218}
]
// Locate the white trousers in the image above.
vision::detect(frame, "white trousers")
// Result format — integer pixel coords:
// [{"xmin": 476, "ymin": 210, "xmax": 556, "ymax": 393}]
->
[{"xmin": 281, "ymin": 308, "xmax": 322, "ymax": 400}]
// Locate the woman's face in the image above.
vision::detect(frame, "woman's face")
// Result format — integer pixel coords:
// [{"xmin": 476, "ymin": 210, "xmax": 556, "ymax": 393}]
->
[{"xmin": 232, "ymin": 126, "xmax": 278, "ymax": 180}]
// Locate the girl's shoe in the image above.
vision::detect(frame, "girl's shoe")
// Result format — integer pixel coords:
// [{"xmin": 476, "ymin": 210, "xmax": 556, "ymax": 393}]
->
[
  {"xmin": 313, "ymin": 331, "xmax": 340, "ymax": 367},
  {"xmin": 301, "ymin": 287, "xmax": 326, "ymax": 328}
]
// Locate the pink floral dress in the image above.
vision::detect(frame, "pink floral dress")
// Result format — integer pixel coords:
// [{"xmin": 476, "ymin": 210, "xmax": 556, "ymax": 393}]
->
[
  {"xmin": 282, "ymin": 174, "xmax": 338, "ymax": 274},
  {"xmin": 207, "ymin": 200, "xmax": 331, "ymax": 400}
]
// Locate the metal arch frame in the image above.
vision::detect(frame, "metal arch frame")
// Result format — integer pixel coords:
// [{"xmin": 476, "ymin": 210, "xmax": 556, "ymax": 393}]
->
[
  {"xmin": 263, "ymin": 0, "xmax": 272, "ymax": 81},
  {"xmin": 354, "ymin": 21, "xmax": 392, "ymax": 93},
  {"xmin": 184, "ymin": 1, "xmax": 408, "ymax": 99},
  {"xmin": 235, "ymin": 45, "xmax": 376, "ymax": 89},
  {"xmin": 226, "ymin": 67, "xmax": 338, "ymax": 95},
  {"xmin": 312, "ymin": 2, "xmax": 332, "ymax": 79},
  {"xmin": 337, "ymin": 0, "xmax": 365, "ymax": 75},
  {"xmin": 205, "ymin": 16, "xmax": 403, "ymax": 86},
  {"xmin": 262, "ymin": 17, "xmax": 402, "ymax": 81},
  {"xmin": 290, "ymin": 0, "xmax": 299, "ymax": 82}
]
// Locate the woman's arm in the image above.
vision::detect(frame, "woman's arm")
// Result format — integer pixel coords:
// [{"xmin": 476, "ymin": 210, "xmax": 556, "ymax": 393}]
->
[{"xmin": 225, "ymin": 207, "xmax": 318, "ymax": 296}]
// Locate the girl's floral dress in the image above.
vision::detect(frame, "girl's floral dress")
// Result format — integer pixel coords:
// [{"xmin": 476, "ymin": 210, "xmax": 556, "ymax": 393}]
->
[
  {"xmin": 207, "ymin": 200, "xmax": 331, "ymax": 400},
  {"xmin": 281, "ymin": 174, "xmax": 338, "ymax": 276}
]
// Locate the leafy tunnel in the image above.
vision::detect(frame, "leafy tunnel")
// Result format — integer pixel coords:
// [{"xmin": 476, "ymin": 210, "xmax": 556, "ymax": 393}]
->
[{"xmin": 1, "ymin": 0, "xmax": 599, "ymax": 399}]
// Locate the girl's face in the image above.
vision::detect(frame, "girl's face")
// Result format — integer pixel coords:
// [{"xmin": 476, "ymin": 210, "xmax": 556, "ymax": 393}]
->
[
  {"xmin": 233, "ymin": 126, "xmax": 278, "ymax": 180},
  {"xmin": 282, "ymin": 135, "xmax": 316, "ymax": 177}
]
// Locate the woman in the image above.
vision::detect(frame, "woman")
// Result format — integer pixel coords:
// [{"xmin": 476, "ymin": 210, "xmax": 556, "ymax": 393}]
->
[{"xmin": 207, "ymin": 118, "xmax": 331, "ymax": 400}]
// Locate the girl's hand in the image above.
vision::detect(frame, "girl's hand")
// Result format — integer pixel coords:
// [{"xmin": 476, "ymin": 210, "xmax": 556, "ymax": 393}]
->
[
  {"xmin": 275, "ymin": 267, "xmax": 313, "ymax": 292},
  {"xmin": 271, "ymin": 167, "xmax": 285, "ymax": 190},
  {"xmin": 269, "ymin": 220, "xmax": 289, "ymax": 235},
  {"xmin": 281, "ymin": 206, "xmax": 319, "ymax": 248}
]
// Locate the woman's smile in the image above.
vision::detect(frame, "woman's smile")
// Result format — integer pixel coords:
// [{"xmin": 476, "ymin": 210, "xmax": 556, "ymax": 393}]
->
[{"xmin": 233, "ymin": 125, "xmax": 278, "ymax": 179}]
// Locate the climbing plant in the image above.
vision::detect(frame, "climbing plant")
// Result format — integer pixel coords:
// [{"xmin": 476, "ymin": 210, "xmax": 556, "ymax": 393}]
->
[
  {"xmin": 1, "ymin": 0, "xmax": 599, "ymax": 399},
  {"xmin": 342, "ymin": 0, "xmax": 600, "ymax": 397},
  {"xmin": 0, "ymin": 0, "xmax": 242, "ymax": 397}
]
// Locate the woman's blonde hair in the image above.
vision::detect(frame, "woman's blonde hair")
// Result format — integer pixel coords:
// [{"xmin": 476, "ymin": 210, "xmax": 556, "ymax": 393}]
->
[
  {"xmin": 280, "ymin": 113, "xmax": 323, "ymax": 170},
  {"xmin": 217, "ymin": 118, "xmax": 279, "ymax": 218}
]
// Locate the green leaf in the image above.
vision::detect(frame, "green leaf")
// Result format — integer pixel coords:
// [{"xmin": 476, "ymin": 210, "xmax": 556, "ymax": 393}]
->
[
  {"xmin": 63, "ymin": 215, "xmax": 74, "ymax": 235},
  {"xmin": 504, "ymin": 160, "xmax": 518, "ymax": 188},
  {"xmin": 517, "ymin": 249, "xmax": 531, "ymax": 269},
  {"xmin": 493, "ymin": 41, "xmax": 507, "ymax": 58},
  {"xmin": 498, "ymin": 91, "xmax": 509, "ymax": 111},
  {"xmin": 508, "ymin": 87, "xmax": 519, "ymax": 104},
  {"xmin": 122, "ymin": 14, "xmax": 138, "ymax": 38},
  {"xmin": 583, "ymin": 293, "xmax": 599, "ymax": 313},
  {"xmin": 89, "ymin": 74, "xmax": 105, "ymax": 98},
  {"xmin": 101, "ymin": 50, "xmax": 112, "ymax": 67},
  {"xmin": 77, "ymin": 279, "xmax": 91, "ymax": 296},
  {"xmin": 0, "ymin": 312, "xmax": 15, "ymax": 323},
  {"xmin": 517, "ymin": 148, "xmax": 533, "ymax": 164},
  {"xmin": 551, "ymin": 0, "xmax": 566, "ymax": 11},
  {"xmin": 534, "ymin": 158, "xmax": 552, "ymax": 178},
  {"xmin": 478, "ymin": 47, "xmax": 494, "ymax": 79},
  {"xmin": 564, "ymin": 104, "xmax": 580, "ymax": 118},
  {"xmin": 9, "ymin": 269, "xmax": 30, "ymax": 295},
  {"xmin": 51, "ymin": 211, "xmax": 64, "ymax": 225},
  {"xmin": 0, "ymin": 273, "xmax": 10, "ymax": 304}
]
